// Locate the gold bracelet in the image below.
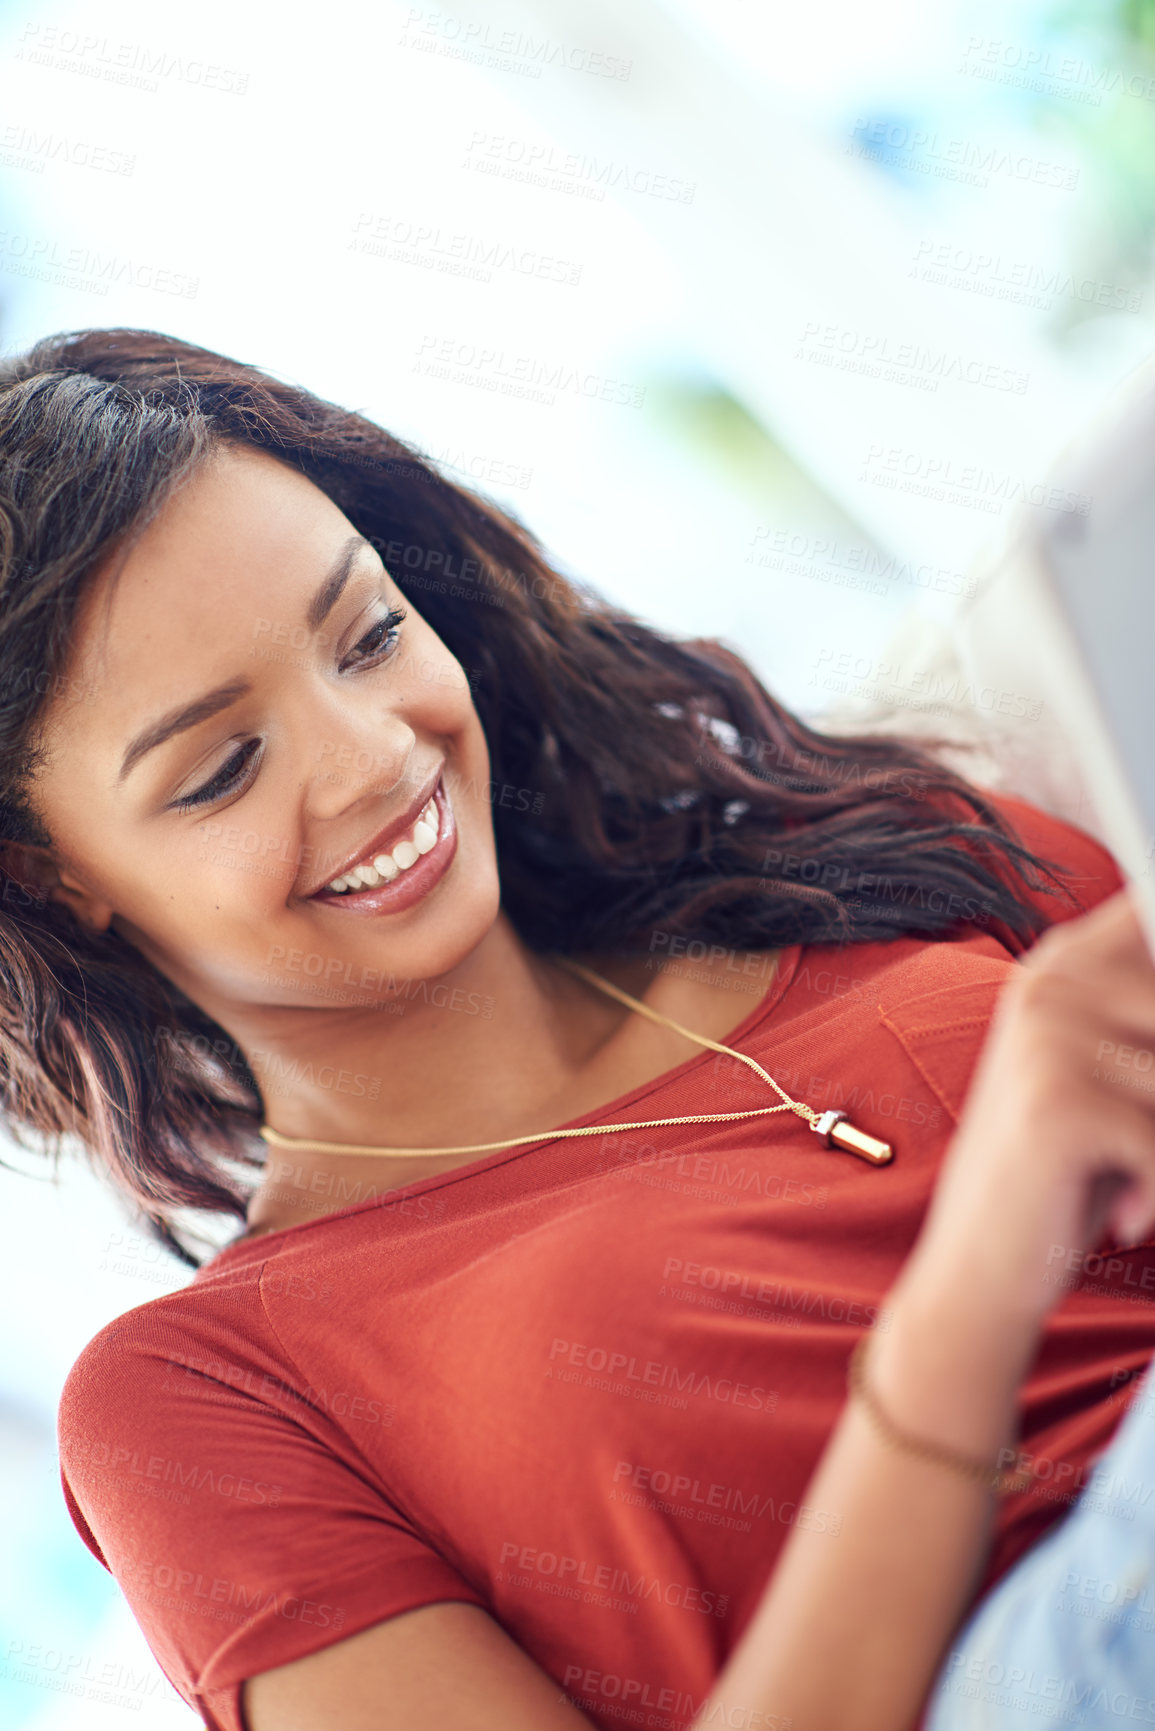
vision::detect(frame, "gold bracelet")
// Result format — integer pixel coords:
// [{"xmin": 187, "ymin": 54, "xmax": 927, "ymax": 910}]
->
[{"xmin": 847, "ymin": 1336, "xmax": 1033, "ymax": 1496}]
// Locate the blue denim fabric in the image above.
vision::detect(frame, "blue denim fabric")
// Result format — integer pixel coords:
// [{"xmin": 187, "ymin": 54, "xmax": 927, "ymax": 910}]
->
[{"xmin": 925, "ymin": 1371, "xmax": 1155, "ymax": 1729}]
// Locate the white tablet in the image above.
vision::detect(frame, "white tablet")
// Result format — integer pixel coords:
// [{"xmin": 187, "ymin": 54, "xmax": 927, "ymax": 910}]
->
[{"xmin": 1025, "ymin": 367, "xmax": 1155, "ymax": 957}]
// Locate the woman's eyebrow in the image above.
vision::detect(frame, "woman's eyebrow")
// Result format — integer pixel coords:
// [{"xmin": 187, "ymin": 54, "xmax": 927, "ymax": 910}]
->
[
  {"xmin": 118, "ymin": 682, "xmax": 251, "ymax": 783},
  {"xmin": 118, "ymin": 535, "xmax": 379, "ymax": 784},
  {"xmin": 307, "ymin": 535, "xmax": 378, "ymax": 632}
]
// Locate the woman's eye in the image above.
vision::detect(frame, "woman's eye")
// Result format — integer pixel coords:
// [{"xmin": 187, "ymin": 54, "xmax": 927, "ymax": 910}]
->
[
  {"xmin": 342, "ymin": 606, "xmax": 407, "ymax": 671},
  {"xmin": 175, "ymin": 738, "xmax": 262, "ymax": 811},
  {"xmin": 171, "ymin": 606, "xmax": 405, "ymax": 814}
]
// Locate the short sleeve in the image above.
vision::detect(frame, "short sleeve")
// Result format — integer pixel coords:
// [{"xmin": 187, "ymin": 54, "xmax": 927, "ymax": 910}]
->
[{"xmin": 58, "ymin": 1313, "xmax": 486, "ymax": 1731}]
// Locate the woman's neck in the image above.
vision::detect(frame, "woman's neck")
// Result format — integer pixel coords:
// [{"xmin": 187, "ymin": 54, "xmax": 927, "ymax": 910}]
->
[{"xmin": 207, "ymin": 917, "xmax": 781, "ymax": 1241}]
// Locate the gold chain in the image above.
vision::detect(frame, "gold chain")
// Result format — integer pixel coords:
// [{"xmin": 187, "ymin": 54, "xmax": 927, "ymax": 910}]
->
[{"xmin": 258, "ymin": 954, "xmax": 894, "ymax": 1165}]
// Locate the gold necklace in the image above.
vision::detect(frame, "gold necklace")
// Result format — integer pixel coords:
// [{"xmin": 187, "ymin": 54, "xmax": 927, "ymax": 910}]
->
[{"xmin": 258, "ymin": 956, "xmax": 894, "ymax": 1166}]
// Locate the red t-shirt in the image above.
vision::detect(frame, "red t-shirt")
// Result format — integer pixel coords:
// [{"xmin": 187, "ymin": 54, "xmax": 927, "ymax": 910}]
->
[{"xmin": 57, "ymin": 796, "xmax": 1155, "ymax": 1731}]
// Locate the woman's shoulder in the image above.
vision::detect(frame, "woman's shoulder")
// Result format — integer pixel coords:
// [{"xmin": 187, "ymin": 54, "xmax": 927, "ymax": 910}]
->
[
  {"xmin": 984, "ymin": 789, "xmax": 1125, "ymax": 920},
  {"xmin": 58, "ymin": 1261, "xmax": 284, "ymax": 1460}
]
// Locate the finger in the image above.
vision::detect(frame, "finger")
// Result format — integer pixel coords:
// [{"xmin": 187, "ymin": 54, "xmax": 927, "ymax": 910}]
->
[
  {"xmin": 1110, "ymin": 1178, "xmax": 1155, "ymax": 1248},
  {"xmin": 1071, "ymin": 1089, "xmax": 1155, "ymax": 1231},
  {"xmin": 1008, "ymin": 921, "xmax": 1155, "ymax": 1054},
  {"xmin": 1084, "ymin": 1028, "xmax": 1155, "ymax": 1092},
  {"xmin": 1025, "ymin": 885, "xmax": 1147, "ymax": 973}
]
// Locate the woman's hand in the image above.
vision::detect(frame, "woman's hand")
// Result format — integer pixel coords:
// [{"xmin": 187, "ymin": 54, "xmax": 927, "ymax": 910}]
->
[
  {"xmin": 868, "ymin": 881, "xmax": 1155, "ymax": 1510},
  {"xmin": 898, "ymin": 885, "xmax": 1155, "ymax": 1344},
  {"xmin": 693, "ymin": 886, "xmax": 1155, "ymax": 1731}
]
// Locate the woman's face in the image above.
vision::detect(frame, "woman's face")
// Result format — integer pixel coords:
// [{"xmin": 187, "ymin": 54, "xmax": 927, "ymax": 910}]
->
[{"xmin": 26, "ymin": 443, "xmax": 502, "ymax": 1018}]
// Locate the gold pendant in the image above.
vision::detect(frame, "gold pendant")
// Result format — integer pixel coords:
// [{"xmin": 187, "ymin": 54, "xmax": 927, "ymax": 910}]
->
[{"xmin": 810, "ymin": 1109, "xmax": 893, "ymax": 1166}]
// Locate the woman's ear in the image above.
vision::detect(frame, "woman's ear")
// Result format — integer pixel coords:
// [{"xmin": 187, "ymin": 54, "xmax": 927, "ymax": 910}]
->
[{"xmin": 0, "ymin": 842, "xmax": 115, "ymax": 933}]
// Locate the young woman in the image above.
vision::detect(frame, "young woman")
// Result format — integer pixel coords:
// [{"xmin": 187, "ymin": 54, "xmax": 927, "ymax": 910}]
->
[{"xmin": 2, "ymin": 327, "xmax": 1151, "ymax": 1731}]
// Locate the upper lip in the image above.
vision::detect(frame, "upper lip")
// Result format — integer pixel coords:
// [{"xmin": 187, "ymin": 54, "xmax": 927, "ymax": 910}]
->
[{"xmin": 306, "ymin": 767, "xmax": 442, "ymax": 897}]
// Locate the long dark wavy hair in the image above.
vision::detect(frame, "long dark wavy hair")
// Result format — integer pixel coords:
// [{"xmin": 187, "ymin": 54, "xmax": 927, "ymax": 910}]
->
[{"xmin": 0, "ymin": 328, "xmax": 1079, "ymax": 1262}]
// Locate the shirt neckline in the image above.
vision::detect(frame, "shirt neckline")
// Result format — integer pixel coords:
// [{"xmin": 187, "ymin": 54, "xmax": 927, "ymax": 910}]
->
[{"xmin": 200, "ymin": 944, "xmax": 804, "ymax": 1274}]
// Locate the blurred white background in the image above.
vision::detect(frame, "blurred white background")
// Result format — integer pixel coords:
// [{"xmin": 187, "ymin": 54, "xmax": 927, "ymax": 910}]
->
[{"xmin": 3, "ymin": 0, "xmax": 1155, "ymax": 1722}]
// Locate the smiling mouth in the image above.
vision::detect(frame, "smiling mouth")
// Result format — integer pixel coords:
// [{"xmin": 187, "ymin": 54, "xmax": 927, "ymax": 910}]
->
[
  {"xmin": 308, "ymin": 775, "xmax": 457, "ymax": 911},
  {"xmin": 322, "ymin": 792, "xmax": 441, "ymax": 894}
]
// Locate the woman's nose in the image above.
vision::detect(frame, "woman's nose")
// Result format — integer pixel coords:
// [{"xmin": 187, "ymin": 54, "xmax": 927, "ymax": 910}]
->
[{"xmin": 306, "ymin": 714, "xmax": 419, "ymax": 819}]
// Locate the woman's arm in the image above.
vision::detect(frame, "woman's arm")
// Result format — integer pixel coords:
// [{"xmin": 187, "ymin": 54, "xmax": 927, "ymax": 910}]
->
[
  {"xmin": 689, "ymin": 1267, "xmax": 1027, "ymax": 1730},
  {"xmin": 244, "ymin": 1601, "xmax": 599, "ymax": 1729},
  {"xmin": 691, "ymin": 888, "xmax": 1155, "ymax": 1731}
]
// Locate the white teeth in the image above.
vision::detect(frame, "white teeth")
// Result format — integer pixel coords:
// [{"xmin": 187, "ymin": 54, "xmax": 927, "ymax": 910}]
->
[{"xmin": 323, "ymin": 787, "xmax": 443, "ymax": 893}]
